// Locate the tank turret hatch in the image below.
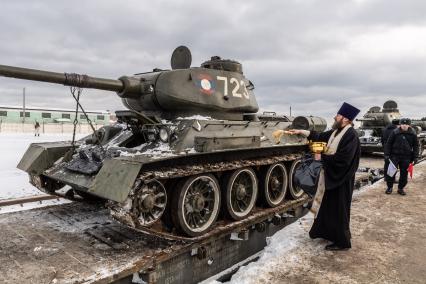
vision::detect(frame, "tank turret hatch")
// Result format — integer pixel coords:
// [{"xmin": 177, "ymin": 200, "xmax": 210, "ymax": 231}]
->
[
  {"xmin": 201, "ymin": 56, "xmax": 243, "ymax": 74},
  {"xmin": 383, "ymin": 100, "xmax": 398, "ymax": 112},
  {"xmin": 368, "ymin": 106, "xmax": 381, "ymax": 113},
  {"xmin": 171, "ymin": 45, "xmax": 192, "ymax": 70}
]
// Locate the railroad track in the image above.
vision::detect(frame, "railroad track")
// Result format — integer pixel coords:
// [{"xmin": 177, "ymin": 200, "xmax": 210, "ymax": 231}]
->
[{"xmin": 0, "ymin": 194, "xmax": 62, "ymax": 207}]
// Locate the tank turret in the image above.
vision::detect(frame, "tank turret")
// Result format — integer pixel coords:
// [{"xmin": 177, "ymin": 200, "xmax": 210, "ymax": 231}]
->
[
  {"xmin": 357, "ymin": 100, "xmax": 401, "ymax": 153},
  {"xmin": 0, "ymin": 46, "xmax": 258, "ymax": 120},
  {"xmin": 357, "ymin": 100, "xmax": 401, "ymax": 130}
]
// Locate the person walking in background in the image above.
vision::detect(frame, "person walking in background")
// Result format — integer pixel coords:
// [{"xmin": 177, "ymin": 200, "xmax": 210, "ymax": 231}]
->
[
  {"xmin": 34, "ymin": 121, "xmax": 40, "ymax": 136},
  {"xmin": 289, "ymin": 102, "xmax": 361, "ymax": 251},
  {"xmin": 384, "ymin": 118, "xmax": 418, "ymax": 195}
]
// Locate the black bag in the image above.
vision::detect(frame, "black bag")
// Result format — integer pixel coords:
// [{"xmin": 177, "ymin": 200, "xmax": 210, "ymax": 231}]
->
[{"xmin": 294, "ymin": 156, "xmax": 322, "ymax": 197}]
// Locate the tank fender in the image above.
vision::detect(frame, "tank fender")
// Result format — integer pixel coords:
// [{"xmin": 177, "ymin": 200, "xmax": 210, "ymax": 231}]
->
[
  {"xmin": 17, "ymin": 142, "xmax": 73, "ymax": 175},
  {"xmin": 88, "ymin": 159, "xmax": 142, "ymax": 203}
]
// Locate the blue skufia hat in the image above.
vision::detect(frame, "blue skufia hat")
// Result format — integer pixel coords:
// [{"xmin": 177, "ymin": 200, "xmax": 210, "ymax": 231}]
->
[{"xmin": 337, "ymin": 102, "xmax": 360, "ymax": 121}]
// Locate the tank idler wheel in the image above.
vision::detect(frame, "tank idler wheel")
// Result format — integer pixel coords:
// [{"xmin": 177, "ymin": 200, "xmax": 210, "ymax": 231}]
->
[
  {"xmin": 260, "ymin": 163, "xmax": 288, "ymax": 207},
  {"xmin": 132, "ymin": 180, "xmax": 167, "ymax": 226},
  {"xmin": 172, "ymin": 174, "xmax": 221, "ymax": 237},
  {"xmin": 29, "ymin": 174, "xmax": 65, "ymax": 194},
  {"xmin": 288, "ymin": 159, "xmax": 305, "ymax": 199},
  {"xmin": 223, "ymin": 167, "xmax": 258, "ymax": 220}
]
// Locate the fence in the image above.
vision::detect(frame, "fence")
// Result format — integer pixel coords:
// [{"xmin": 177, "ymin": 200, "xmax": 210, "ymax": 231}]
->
[{"xmin": 0, "ymin": 121, "xmax": 104, "ymax": 134}]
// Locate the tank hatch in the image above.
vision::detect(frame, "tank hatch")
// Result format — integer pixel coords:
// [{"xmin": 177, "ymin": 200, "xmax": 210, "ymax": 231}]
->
[
  {"xmin": 201, "ymin": 56, "xmax": 243, "ymax": 74},
  {"xmin": 383, "ymin": 100, "xmax": 398, "ymax": 112}
]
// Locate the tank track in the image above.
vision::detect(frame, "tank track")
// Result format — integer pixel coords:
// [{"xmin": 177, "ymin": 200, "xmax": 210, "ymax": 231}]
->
[{"xmin": 109, "ymin": 152, "xmax": 309, "ymax": 242}]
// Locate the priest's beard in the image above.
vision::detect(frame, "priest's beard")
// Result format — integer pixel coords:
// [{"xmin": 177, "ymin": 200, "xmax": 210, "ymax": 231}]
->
[{"xmin": 332, "ymin": 118, "xmax": 344, "ymax": 130}]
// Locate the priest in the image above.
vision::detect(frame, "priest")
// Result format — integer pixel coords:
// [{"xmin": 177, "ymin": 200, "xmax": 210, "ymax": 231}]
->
[{"xmin": 289, "ymin": 102, "xmax": 361, "ymax": 251}]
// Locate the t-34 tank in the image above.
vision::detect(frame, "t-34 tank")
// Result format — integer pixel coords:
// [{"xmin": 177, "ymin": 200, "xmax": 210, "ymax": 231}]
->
[
  {"xmin": 357, "ymin": 100, "xmax": 401, "ymax": 154},
  {"xmin": 357, "ymin": 100, "xmax": 425, "ymax": 157},
  {"xmin": 0, "ymin": 46, "xmax": 326, "ymax": 237}
]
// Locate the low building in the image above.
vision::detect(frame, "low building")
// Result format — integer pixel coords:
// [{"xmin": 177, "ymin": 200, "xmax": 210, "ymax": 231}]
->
[
  {"xmin": 0, "ymin": 105, "xmax": 110, "ymax": 125},
  {"xmin": 0, "ymin": 105, "xmax": 111, "ymax": 134}
]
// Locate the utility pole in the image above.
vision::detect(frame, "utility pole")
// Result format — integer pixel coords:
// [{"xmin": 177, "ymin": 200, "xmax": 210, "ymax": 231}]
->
[
  {"xmin": 23, "ymin": 87, "xmax": 26, "ymax": 123},
  {"xmin": 289, "ymin": 106, "xmax": 292, "ymax": 117}
]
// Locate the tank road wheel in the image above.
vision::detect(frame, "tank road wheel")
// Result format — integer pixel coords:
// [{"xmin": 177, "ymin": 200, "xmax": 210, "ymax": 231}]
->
[
  {"xmin": 260, "ymin": 163, "xmax": 288, "ymax": 207},
  {"xmin": 288, "ymin": 159, "xmax": 304, "ymax": 199},
  {"xmin": 172, "ymin": 174, "xmax": 221, "ymax": 237},
  {"xmin": 29, "ymin": 174, "xmax": 65, "ymax": 194},
  {"xmin": 224, "ymin": 167, "xmax": 258, "ymax": 220},
  {"xmin": 132, "ymin": 180, "xmax": 167, "ymax": 226}
]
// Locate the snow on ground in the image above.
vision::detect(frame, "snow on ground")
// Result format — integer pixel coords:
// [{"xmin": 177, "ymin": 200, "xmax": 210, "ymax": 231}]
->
[
  {"xmin": 202, "ymin": 212, "xmax": 326, "ymax": 284},
  {"xmin": 202, "ymin": 162, "xmax": 425, "ymax": 284},
  {"xmin": 0, "ymin": 133, "xmax": 84, "ymax": 200}
]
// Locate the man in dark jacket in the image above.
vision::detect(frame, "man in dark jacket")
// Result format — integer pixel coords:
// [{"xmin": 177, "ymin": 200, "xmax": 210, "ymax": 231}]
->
[
  {"xmin": 382, "ymin": 118, "xmax": 399, "ymax": 147},
  {"xmin": 382, "ymin": 118, "xmax": 399, "ymax": 187},
  {"xmin": 289, "ymin": 102, "xmax": 361, "ymax": 251},
  {"xmin": 384, "ymin": 118, "xmax": 418, "ymax": 195}
]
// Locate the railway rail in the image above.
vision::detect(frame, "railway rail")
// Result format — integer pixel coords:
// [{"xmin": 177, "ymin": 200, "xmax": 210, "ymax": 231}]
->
[{"xmin": 0, "ymin": 194, "xmax": 61, "ymax": 207}]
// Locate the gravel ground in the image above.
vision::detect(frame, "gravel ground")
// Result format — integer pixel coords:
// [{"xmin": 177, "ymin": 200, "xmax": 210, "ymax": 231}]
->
[{"xmin": 227, "ymin": 160, "xmax": 426, "ymax": 284}]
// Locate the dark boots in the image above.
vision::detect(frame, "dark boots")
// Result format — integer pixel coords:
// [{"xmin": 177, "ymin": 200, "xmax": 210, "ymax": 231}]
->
[
  {"xmin": 325, "ymin": 243, "xmax": 350, "ymax": 251},
  {"xmin": 386, "ymin": 187, "xmax": 407, "ymax": 195}
]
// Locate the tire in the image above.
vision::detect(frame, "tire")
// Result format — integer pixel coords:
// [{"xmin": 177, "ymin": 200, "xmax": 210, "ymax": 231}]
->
[
  {"xmin": 288, "ymin": 159, "xmax": 305, "ymax": 199},
  {"xmin": 29, "ymin": 174, "xmax": 65, "ymax": 194},
  {"xmin": 172, "ymin": 174, "xmax": 221, "ymax": 237},
  {"xmin": 260, "ymin": 163, "xmax": 288, "ymax": 207},
  {"xmin": 132, "ymin": 180, "xmax": 167, "ymax": 226},
  {"xmin": 223, "ymin": 167, "xmax": 258, "ymax": 220}
]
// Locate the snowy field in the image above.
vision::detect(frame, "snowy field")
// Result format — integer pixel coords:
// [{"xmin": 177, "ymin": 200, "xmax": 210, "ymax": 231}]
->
[{"xmin": 0, "ymin": 132, "xmax": 84, "ymax": 200}]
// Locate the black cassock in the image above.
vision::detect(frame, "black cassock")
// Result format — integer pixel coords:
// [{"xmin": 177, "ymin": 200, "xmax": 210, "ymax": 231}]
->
[{"xmin": 307, "ymin": 127, "xmax": 360, "ymax": 248}]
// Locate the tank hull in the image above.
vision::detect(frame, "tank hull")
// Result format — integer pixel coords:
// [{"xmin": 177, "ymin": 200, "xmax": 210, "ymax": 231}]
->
[{"xmin": 18, "ymin": 116, "xmax": 316, "ymax": 238}]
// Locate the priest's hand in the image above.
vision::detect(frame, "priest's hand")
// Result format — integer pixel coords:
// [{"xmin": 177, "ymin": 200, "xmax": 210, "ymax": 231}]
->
[
  {"xmin": 314, "ymin": 153, "xmax": 321, "ymax": 161},
  {"xmin": 287, "ymin": 129, "xmax": 310, "ymax": 137},
  {"xmin": 287, "ymin": 129, "xmax": 302, "ymax": 135}
]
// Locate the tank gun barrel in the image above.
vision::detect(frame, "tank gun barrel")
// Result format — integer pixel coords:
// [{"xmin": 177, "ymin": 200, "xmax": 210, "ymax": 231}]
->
[
  {"xmin": 411, "ymin": 119, "xmax": 426, "ymax": 130},
  {"xmin": 356, "ymin": 117, "xmax": 376, "ymax": 121},
  {"xmin": 0, "ymin": 64, "xmax": 124, "ymax": 93}
]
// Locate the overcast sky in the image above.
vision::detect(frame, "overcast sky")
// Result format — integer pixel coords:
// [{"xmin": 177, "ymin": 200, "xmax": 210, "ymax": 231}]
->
[{"xmin": 1, "ymin": 0, "xmax": 426, "ymax": 123}]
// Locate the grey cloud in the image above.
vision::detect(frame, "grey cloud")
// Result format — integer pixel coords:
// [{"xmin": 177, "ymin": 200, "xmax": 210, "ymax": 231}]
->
[{"xmin": 0, "ymin": 0, "xmax": 426, "ymax": 122}]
